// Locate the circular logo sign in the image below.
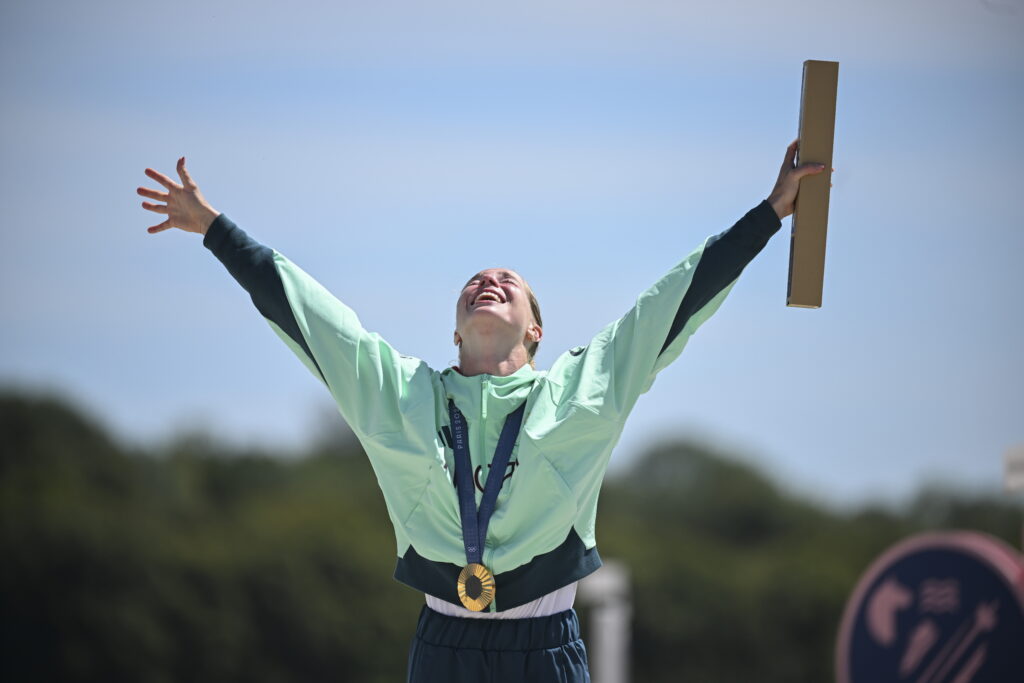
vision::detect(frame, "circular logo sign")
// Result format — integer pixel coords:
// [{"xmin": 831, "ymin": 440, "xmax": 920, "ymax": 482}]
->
[{"xmin": 837, "ymin": 531, "xmax": 1024, "ymax": 683}]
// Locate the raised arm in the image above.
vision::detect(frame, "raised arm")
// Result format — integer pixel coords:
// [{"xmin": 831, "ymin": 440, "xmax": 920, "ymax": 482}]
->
[
  {"xmin": 137, "ymin": 158, "xmax": 432, "ymax": 439},
  {"xmin": 138, "ymin": 158, "xmax": 321, "ymax": 375},
  {"xmin": 547, "ymin": 140, "xmax": 831, "ymax": 421},
  {"xmin": 201, "ymin": 213, "xmax": 328, "ymax": 383},
  {"xmin": 665, "ymin": 139, "xmax": 833, "ymax": 354}
]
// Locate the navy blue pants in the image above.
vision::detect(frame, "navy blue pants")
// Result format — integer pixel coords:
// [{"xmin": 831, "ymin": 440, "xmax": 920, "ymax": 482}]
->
[{"xmin": 406, "ymin": 605, "xmax": 591, "ymax": 682}]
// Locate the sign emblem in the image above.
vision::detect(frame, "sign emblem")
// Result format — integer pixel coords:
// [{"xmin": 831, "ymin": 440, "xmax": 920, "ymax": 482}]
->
[{"xmin": 836, "ymin": 532, "xmax": 1024, "ymax": 682}]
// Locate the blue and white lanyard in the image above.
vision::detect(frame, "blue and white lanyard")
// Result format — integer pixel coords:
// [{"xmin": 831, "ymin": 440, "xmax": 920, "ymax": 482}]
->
[{"xmin": 446, "ymin": 399, "xmax": 526, "ymax": 565}]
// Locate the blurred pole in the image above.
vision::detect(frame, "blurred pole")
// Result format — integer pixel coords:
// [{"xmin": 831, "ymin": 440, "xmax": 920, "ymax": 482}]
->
[
  {"xmin": 578, "ymin": 559, "xmax": 631, "ymax": 683},
  {"xmin": 1005, "ymin": 443, "xmax": 1024, "ymax": 549}
]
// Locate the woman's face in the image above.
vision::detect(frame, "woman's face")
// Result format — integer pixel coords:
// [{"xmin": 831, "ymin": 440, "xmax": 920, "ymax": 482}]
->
[{"xmin": 454, "ymin": 268, "xmax": 538, "ymax": 347}]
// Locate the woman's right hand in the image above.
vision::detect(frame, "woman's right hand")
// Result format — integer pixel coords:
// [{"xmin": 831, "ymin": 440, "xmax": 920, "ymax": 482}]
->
[{"xmin": 138, "ymin": 157, "xmax": 220, "ymax": 235}]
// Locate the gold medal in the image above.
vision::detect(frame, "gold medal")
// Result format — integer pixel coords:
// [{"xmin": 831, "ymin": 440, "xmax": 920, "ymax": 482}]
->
[{"xmin": 457, "ymin": 563, "xmax": 496, "ymax": 611}]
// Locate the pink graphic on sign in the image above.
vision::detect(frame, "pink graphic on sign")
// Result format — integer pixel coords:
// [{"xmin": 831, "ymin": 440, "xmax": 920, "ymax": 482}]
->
[
  {"xmin": 867, "ymin": 578, "xmax": 914, "ymax": 646},
  {"xmin": 950, "ymin": 644, "xmax": 988, "ymax": 683},
  {"xmin": 919, "ymin": 579, "xmax": 961, "ymax": 614},
  {"xmin": 899, "ymin": 620, "xmax": 939, "ymax": 676},
  {"xmin": 916, "ymin": 601, "xmax": 998, "ymax": 683}
]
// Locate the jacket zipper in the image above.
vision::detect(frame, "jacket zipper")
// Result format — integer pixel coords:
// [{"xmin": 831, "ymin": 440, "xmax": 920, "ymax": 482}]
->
[{"xmin": 480, "ymin": 378, "xmax": 490, "ymax": 563}]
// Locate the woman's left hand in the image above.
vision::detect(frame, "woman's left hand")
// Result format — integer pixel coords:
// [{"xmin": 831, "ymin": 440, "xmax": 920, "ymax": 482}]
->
[{"xmin": 767, "ymin": 139, "xmax": 834, "ymax": 220}]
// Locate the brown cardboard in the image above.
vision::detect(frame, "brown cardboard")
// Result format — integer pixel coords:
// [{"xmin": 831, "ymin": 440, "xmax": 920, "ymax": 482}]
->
[{"xmin": 787, "ymin": 60, "xmax": 838, "ymax": 308}]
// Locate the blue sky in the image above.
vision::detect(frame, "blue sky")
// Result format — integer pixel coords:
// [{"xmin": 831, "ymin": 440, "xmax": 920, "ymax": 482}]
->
[{"xmin": 1, "ymin": 0, "xmax": 1021, "ymax": 506}]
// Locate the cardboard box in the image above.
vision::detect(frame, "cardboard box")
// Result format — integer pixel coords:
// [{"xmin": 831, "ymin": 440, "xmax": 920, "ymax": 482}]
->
[{"xmin": 787, "ymin": 60, "xmax": 839, "ymax": 308}]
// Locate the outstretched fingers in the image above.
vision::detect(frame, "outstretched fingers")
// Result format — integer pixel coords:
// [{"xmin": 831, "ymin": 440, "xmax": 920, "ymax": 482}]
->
[
  {"xmin": 147, "ymin": 219, "xmax": 172, "ymax": 234},
  {"xmin": 145, "ymin": 167, "xmax": 182, "ymax": 191},
  {"xmin": 137, "ymin": 186, "xmax": 169, "ymax": 201},
  {"xmin": 141, "ymin": 201, "xmax": 168, "ymax": 214},
  {"xmin": 176, "ymin": 156, "xmax": 196, "ymax": 189}
]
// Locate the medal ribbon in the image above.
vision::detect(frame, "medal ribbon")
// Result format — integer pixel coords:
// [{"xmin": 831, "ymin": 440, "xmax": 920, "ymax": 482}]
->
[{"xmin": 447, "ymin": 399, "xmax": 526, "ymax": 565}]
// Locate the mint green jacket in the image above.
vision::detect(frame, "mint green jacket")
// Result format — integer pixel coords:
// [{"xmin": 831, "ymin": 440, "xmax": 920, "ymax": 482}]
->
[{"xmin": 204, "ymin": 199, "xmax": 782, "ymax": 610}]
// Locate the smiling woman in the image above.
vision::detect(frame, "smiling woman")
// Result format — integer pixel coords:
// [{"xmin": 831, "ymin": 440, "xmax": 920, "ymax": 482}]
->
[
  {"xmin": 137, "ymin": 141, "xmax": 827, "ymax": 683},
  {"xmin": 455, "ymin": 268, "xmax": 544, "ymax": 376}
]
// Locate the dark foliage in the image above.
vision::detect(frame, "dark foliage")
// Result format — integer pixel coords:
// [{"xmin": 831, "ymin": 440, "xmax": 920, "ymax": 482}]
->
[{"xmin": 1, "ymin": 390, "xmax": 1020, "ymax": 682}]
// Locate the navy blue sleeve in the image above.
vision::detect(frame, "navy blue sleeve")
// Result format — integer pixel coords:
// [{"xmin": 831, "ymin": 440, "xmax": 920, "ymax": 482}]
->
[
  {"xmin": 661, "ymin": 199, "xmax": 782, "ymax": 354},
  {"xmin": 203, "ymin": 214, "xmax": 325, "ymax": 381}
]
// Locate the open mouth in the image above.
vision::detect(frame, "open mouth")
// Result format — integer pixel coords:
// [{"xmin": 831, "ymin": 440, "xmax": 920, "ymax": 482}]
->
[{"xmin": 473, "ymin": 290, "xmax": 505, "ymax": 305}]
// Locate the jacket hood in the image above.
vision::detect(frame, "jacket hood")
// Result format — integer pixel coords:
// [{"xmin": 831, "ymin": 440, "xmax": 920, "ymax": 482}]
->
[{"xmin": 440, "ymin": 362, "xmax": 540, "ymax": 420}]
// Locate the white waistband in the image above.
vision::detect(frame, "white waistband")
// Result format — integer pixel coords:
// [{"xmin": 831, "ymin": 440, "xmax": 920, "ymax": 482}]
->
[{"xmin": 425, "ymin": 581, "xmax": 578, "ymax": 619}]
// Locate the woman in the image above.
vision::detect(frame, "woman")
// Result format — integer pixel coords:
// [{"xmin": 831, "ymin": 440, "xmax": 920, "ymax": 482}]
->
[{"xmin": 138, "ymin": 140, "xmax": 829, "ymax": 682}]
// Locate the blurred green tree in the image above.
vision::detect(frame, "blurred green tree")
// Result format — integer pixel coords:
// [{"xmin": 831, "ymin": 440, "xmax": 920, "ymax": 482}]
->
[{"xmin": 1, "ymin": 390, "xmax": 1020, "ymax": 682}]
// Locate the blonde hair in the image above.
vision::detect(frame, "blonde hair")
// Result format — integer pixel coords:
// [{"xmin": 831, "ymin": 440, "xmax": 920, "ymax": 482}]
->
[{"xmin": 524, "ymin": 281, "xmax": 543, "ymax": 368}]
